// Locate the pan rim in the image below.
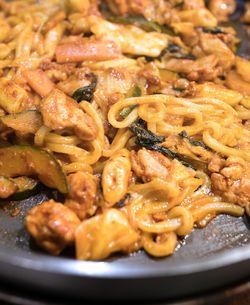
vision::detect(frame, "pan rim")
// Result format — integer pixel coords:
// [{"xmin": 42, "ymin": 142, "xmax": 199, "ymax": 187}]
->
[{"xmin": 0, "ymin": 242, "xmax": 249, "ymax": 279}]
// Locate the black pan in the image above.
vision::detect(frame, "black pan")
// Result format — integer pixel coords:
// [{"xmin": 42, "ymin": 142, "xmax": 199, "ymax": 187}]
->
[
  {"xmin": 0, "ymin": 0, "xmax": 250, "ymax": 302},
  {"xmin": 0, "ymin": 190, "xmax": 249, "ymax": 302}
]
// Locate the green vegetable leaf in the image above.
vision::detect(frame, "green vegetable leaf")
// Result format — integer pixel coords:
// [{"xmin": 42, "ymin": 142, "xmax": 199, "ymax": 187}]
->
[
  {"xmin": 107, "ymin": 15, "xmax": 170, "ymax": 33},
  {"xmin": 179, "ymin": 130, "xmax": 211, "ymax": 150},
  {"xmin": 130, "ymin": 120, "xmax": 195, "ymax": 169},
  {"xmin": 72, "ymin": 73, "xmax": 97, "ymax": 103}
]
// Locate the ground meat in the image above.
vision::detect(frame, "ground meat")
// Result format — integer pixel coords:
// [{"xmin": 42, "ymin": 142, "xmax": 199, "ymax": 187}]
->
[
  {"xmin": 26, "ymin": 200, "xmax": 80, "ymax": 255},
  {"xmin": 65, "ymin": 172, "xmax": 97, "ymax": 220},
  {"xmin": 40, "ymin": 89, "xmax": 97, "ymax": 141},
  {"xmin": 209, "ymin": 156, "xmax": 250, "ymax": 207},
  {"xmin": 138, "ymin": 62, "xmax": 161, "ymax": 94}
]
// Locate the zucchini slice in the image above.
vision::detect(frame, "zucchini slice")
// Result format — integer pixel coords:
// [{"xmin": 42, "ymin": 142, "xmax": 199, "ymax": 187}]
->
[
  {"xmin": 1, "ymin": 110, "xmax": 43, "ymax": 134},
  {"xmin": 9, "ymin": 177, "xmax": 40, "ymax": 201},
  {"xmin": 0, "ymin": 176, "xmax": 17, "ymax": 199},
  {"xmin": 0, "ymin": 145, "xmax": 69, "ymax": 193}
]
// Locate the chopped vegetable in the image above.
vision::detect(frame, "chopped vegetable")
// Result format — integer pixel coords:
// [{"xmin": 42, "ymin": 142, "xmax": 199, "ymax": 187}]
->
[
  {"xmin": 173, "ymin": 1, "xmax": 184, "ymax": 8},
  {"xmin": 130, "ymin": 120, "xmax": 165, "ymax": 144},
  {"xmin": 1, "ymin": 111, "xmax": 43, "ymax": 134},
  {"xmin": 24, "ymin": 69, "xmax": 55, "ymax": 97},
  {"xmin": 0, "ymin": 176, "xmax": 17, "ymax": 199},
  {"xmin": 172, "ymin": 53, "xmax": 196, "ymax": 60},
  {"xmin": 130, "ymin": 121, "xmax": 195, "ymax": 169},
  {"xmin": 107, "ymin": 14, "xmax": 175, "ymax": 35},
  {"xmin": 145, "ymin": 42, "xmax": 196, "ymax": 61},
  {"xmin": 166, "ymin": 42, "xmax": 181, "ymax": 53},
  {"xmin": 120, "ymin": 106, "xmax": 136, "ymax": 118},
  {"xmin": 132, "ymin": 86, "xmax": 142, "ymax": 97},
  {"xmin": 119, "ymin": 86, "xmax": 141, "ymax": 118},
  {"xmin": 72, "ymin": 74, "xmax": 97, "ymax": 102},
  {"xmin": 0, "ymin": 146, "xmax": 69, "ymax": 193},
  {"xmin": 8, "ymin": 177, "xmax": 40, "ymax": 201},
  {"xmin": 107, "ymin": 15, "xmax": 162, "ymax": 32},
  {"xmin": 159, "ymin": 69, "xmax": 178, "ymax": 81},
  {"xmin": 179, "ymin": 130, "xmax": 211, "ymax": 150},
  {"xmin": 202, "ymin": 27, "xmax": 225, "ymax": 34},
  {"xmin": 56, "ymin": 40, "xmax": 120, "ymax": 63},
  {"xmin": 114, "ymin": 193, "xmax": 131, "ymax": 208}
]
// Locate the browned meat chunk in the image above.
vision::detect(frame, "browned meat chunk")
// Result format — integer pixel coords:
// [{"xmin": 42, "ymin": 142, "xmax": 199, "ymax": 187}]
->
[
  {"xmin": 26, "ymin": 199, "xmax": 80, "ymax": 255},
  {"xmin": 209, "ymin": 0, "xmax": 236, "ymax": 22},
  {"xmin": 40, "ymin": 89, "xmax": 97, "ymax": 141},
  {"xmin": 65, "ymin": 172, "xmax": 97, "ymax": 220},
  {"xmin": 209, "ymin": 156, "xmax": 250, "ymax": 207},
  {"xmin": 131, "ymin": 149, "xmax": 172, "ymax": 182}
]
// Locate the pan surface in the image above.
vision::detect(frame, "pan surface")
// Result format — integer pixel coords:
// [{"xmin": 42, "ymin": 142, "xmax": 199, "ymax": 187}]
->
[{"xmin": 0, "ymin": 191, "xmax": 249, "ymax": 301}]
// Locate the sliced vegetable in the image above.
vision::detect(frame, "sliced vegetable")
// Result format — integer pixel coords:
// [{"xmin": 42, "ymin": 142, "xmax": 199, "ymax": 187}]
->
[
  {"xmin": 0, "ymin": 78, "xmax": 30, "ymax": 113},
  {"xmin": 23, "ymin": 69, "xmax": 55, "ymax": 97},
  {"xmin": 159, "ymin": 69, "xmax": 178, "ymax": 81},
  {"xmin": 72, "ymin": 73, "xmax": 97, "ymax": 102},
  {"xmin": 130, "ymin": 120, "xmax": 165, "ymax": 144},
  {"xmin": 179, "ymin": 130, "xmax": 210, "ymax": 150},
  {"xmin": 107, "ymin": 15, "xmax": 162, "ymax": 32},
  {"xmin": 145, "ymin": 42, "xmax": 196, "ymax": 62},
  {"xmin": 120, "ymin": 106, "xmax": 136, "ymax": 118},
  {"xmin": 0, "ymin": 176, "xmax": 17, "ymax": 199},
  {"xmin": 1, "ymin": 110, "xmax": 43, "ymax": 134},
  {"xmin": 130, "ymin": 121, "xmax": 195, "ymax": 169},
  {"xmin": 173, "ymin": 1, "xmax": 184, "ymax": 8},
  {"xmin": 0, "ymin": 145, "xmax": 69, "ymax": 193},
  {"xmin": 120, "ymin": 86, "xmax": 141, "ymax": 118},
  {"xmin": 132, "ymin": 86, "xmax": 142, "ymax": 97},
  {"xmin": 9, "ymin": 177, "xmax": 40, "ymax": 201},
  {"xmin": 172, "ymin": 53, "xmax": 196, "ymax": 60},
  {"xmin": 166, "ymin": 42, "xmax": 181, "ymax": 53},
  {"xmin": 107, "ymin": 14, "xmax": 175, "ymax": 35},
  {"xmin": 202, "ymin": 27, "xmax": 225, "ymax": 34},
  {"xmin": 56, "ymin": 40, "xmax": 120, "ymax": 63},
  {"xmin": 114, "ymin": 193, "xmax": 131, "ymax": 208}
]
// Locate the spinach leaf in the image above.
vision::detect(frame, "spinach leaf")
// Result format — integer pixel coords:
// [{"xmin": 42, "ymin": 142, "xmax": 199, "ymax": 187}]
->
[
  {"xmin": 179, "ymin": 130, "xmax": 210, "ymax": 150},
  {"xmin": 107, "ymin": 14, "xmax": 175, "ymax": 36},
  {"xmin": 72, "ymin": 73, "xmax": 97, "ymax": 103},
  {"xmin": 114, "ymin": 193, "xmax": 131, "ymax": 208},
  {"xmin": 202, "ymin": 27, "xmax": 225, "ymax": 34},
  {"xmin": 130, "ymin": 121, "xmax": 195, "ymax": 169},
  {"xmin": 120, "ymin": 86, "xmax": 141, "ymax": 118},
  {"xmin": 145, "ymin": 42, "xmax": 196, "ymax": 62},
  {"xmin": 132, "ymin": 86, "xmax": 142, "ymax": 97},
  {"xmin": 107, "ymin": 15, "xmax": 162, "ymax": 32}
]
